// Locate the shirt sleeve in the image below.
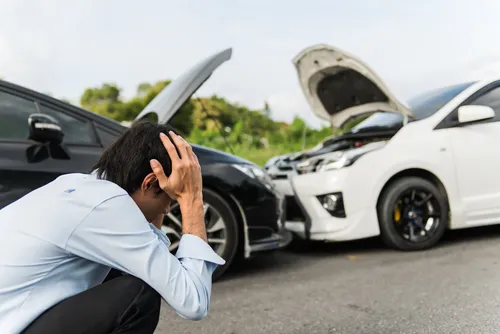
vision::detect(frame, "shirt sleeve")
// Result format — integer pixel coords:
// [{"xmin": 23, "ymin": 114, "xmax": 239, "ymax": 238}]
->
[
  {"xmin": 148, "ymin": 223, "xmax": 171, "ymax": 248},
  {"xmin": 65, "ymin": 194, "xmax": 225, "ymax": 321}
]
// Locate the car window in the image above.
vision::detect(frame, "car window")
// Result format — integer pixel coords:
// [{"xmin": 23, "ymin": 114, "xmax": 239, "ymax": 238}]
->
[
  {"xmin": 350, "ymin": 82, "xmax": 476, "ymax": 133},
  {"xmin": 0, "ymin": 91, "xmax": 37, "ymax": 141},
  {"xmin": 408, "ymin": 81, "xmax": 475, "ymax": 120},
  {"xmin": 40, "ymin": 105, "xmax": 96, "ymax": 145},
  {"xmin": 95, "ymin": 126, "xmax": 119, "ymax": 148},
  {"xmin": 467, "ymin": 86, "xmax": 500, "ymax": 120}
]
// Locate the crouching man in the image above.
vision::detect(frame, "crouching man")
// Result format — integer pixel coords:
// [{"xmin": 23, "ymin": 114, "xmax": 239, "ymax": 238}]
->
[{"xmin": 0, "ymin": 121, "xmax": 225, "ymax": 334}]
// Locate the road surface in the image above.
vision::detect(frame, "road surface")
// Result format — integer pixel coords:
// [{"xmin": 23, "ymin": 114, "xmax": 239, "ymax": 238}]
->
[{"xmin": 157, "ymin": 225, "xmax": 500, "ymax": 333}]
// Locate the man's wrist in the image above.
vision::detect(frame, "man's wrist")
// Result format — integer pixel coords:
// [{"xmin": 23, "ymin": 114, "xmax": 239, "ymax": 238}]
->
[
  {"xmin": 178, "ymin": 197, "xmax": 207, "ymax": 242},
  {"xmin": 178, "ymin": 196, "xmax": 204, "ymax": 211}
]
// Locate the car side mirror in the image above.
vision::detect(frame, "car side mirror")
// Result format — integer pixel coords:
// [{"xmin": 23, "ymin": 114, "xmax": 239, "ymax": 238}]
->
[
  {"xmin": 457, "ymin": 105, "xmax": 495, "ymax": 124},
  {"xmin": 28, "ymin": 113, "xmax": 64, "ymax": 144}
]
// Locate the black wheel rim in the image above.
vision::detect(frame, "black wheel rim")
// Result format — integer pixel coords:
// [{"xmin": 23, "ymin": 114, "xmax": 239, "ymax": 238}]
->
[
  {"xmin": 161, "ymin": 202, "xmax": 228, "ymax": 256},
  {"xmin": 392, "ymin": 188, "xmax": 441, "ymax": 243}
]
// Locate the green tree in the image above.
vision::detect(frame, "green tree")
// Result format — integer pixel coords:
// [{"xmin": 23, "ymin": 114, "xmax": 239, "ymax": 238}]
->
[
  {"xmin": 80, "ymin": 83, "xmax": 125, "ymax": 121},
  {"xmin": 80, "ymin": 80, "xmax": 195, "ymax": 135}
]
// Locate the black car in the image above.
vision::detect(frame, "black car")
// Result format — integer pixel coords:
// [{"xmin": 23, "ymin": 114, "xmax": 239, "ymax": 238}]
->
[{"xmin": 0, "ymin": 48, "xmax": 291, "ymax": 280}]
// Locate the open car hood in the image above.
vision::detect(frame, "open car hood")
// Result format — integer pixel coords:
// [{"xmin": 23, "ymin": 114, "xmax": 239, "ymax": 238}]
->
[
  {"xmin": 134, "ymin": 48, "xmax": 232, "ymax": 124},
  {"xmin": 293, "ymin": 44, "xmax": 413, "ymax": 128}
]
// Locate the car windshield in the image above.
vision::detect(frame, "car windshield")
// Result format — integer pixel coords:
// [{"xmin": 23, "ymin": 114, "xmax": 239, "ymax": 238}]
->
[{"xmin": 350, "ymin": 81, "xmax": 476, "ymax": 132}]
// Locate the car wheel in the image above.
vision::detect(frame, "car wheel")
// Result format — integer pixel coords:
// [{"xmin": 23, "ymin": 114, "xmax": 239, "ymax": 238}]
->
[
  {"xmin": 161, "ymin": 188, "xmax": 239, "ymax": 281},
  {"xmin": 377, "ymin": 176, "xmax": 449, "ymax": 251}
]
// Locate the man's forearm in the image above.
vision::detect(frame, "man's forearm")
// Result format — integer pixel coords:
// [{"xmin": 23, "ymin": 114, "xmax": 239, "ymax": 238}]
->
[{"xmin": 179, "ymin": 199, "xmax": 208, "ymax": 242}]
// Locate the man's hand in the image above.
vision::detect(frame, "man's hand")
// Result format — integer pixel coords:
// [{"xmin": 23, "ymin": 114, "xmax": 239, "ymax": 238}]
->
[
  {"xmin": 150, "ymin": 131, "xmax": 203, "ymax": 204},
  {"xmin": 150, "ymin": 131, "xmax": 207, "ymax": 242}
]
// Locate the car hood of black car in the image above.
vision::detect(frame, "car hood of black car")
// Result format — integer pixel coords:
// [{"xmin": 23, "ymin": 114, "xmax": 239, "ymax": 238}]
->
[{"xmin": 191, "ymin": 144, "xmax": 255, "ymax": 165}]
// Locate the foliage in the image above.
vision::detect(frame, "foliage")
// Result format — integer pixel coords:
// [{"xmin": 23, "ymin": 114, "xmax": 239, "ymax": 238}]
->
[
  {"xmin": 79, "ymin": 80, "xmax": 363, "ymax": 166},
  {"xmin": 80, "ymin": 81, "xmax": 194, "ymax": 135}
]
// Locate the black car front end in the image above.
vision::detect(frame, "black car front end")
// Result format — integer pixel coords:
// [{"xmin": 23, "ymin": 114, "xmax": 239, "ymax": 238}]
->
[
  {"xmin": 229, "ymin": 171, "xmax": 291, "ymax": 256},
  {"xmin": 195, "ymin": 147, "xmax": 292, "ymax": 259}
]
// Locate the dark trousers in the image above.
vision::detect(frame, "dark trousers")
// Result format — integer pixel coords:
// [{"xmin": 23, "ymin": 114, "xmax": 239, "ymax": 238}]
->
[{"xmin": 21, "ymin": 270, "xmax": 161, "ymax": 334}]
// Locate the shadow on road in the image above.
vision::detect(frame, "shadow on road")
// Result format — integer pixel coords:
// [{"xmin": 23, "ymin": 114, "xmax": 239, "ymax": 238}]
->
[
  {"xmin": 218, "ymin": 224, "xmax": 500, "ymax": 282},
  {"xmin": 218, "ymin": 250, "xmax": 299, "ymax": 282},
  {"xmin": 286, "ymin": 223, "xmax": 500, "ymax": 255},
  {"xmin": 440, "ymin": 223, "xmax": 500, "ymax": 245},
  {"xmin": 285, "ymin": 236, "xmax": 385, "ymax": 256}
]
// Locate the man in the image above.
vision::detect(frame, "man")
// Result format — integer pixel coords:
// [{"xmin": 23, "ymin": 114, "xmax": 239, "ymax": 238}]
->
[{"xmin": 0, "ymin": 121, "xmax": 225, "ymax": 334}]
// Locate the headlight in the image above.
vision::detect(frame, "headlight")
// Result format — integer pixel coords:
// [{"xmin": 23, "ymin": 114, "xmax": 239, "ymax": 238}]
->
[
  {"xmin": 296, "ymin": 151, "xmax": 344, "ymax": 174},
  {"xmin": 264, "ymin": 157, "xmax": 279, "ymax": 168},
  {"xmin": 316, "ymin": 151, "xmax": 365, "ymax": 172},
  {"xmin": 232, "ymin": 164, "xmax": 274, "ymax": 190},
  {"xmin": 302, "ymin": 141, "xmax": 387, "ymax": 173}
]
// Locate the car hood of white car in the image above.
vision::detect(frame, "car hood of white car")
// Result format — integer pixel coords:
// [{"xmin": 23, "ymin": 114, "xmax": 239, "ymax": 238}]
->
[{"xmin": 293, "ymin": 44, "xmax": 413, "ymax": 129}]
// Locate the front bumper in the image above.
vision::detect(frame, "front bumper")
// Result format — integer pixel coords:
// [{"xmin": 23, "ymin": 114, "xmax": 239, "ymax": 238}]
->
[
  {"xmin": 287, "ymin": 169, "xmax": 380, "ymax": 242},
  {"xmin": 270, "ymin": 175, "xmax": 310, "ymax": 226},
  {"xmin": 272, "ymin": 178, "xmax": 294, "ymax": 196},
  {"xmin": 242, "ymin": 187, "xmax": 292, "ymax": 257},
  {"xmin": 248, "ymin": 225, "xmax": 293, "ymax": 254}
]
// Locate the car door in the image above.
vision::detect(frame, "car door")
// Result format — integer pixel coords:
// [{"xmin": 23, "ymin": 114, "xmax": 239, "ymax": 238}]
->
[
  {"xmin": 0, "ymin": 88, "xmax": 103, "ymax": 209},
  {"xmin": 441, "ymin": 84, "xmax": 500, "ymax": 226}
]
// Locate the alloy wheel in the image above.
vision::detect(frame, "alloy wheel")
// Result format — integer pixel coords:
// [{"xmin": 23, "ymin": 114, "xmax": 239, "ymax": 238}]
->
[
  {"xmin": 392, "ymin": 188, "xmax": 442, "ymax": 243},
  {"xmin": 161, "ymin": 202, "xmax": 228, "ymax": 256}
]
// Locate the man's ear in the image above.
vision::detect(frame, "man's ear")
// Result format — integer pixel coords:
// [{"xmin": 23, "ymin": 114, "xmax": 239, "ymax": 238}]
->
[{"xmin": 141, "ymin": 172, "xmax": 159, "ymax": 193}]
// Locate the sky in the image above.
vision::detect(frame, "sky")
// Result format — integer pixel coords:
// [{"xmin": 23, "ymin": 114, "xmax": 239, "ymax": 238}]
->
[{"xmin": 2, "ymin": 0, "xmax": 500, "ymax": 128}]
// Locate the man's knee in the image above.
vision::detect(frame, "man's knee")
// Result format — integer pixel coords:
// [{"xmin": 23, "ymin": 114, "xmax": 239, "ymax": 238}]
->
[
  {"xmin": 112, "ymin": 275, "xmax": 161, "ymax": 329},
  {"xmin": 137, "ymin": 279, "xmax": 161, "ymax": 313},
  {"xmin": 112, "ymin": 274, "xmax": 160, "ymax": 305}
]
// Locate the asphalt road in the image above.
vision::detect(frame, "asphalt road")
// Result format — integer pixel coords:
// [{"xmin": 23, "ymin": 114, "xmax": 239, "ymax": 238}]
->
[{"xmin": 157, "ymin": 226, "xmax": 500, "ymax": 334}]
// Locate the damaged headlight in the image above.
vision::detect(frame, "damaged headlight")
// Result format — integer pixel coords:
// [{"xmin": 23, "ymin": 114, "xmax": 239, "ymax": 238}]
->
[
  {"xmin": 300, "ymin": 141, "xmax": 387, "ymax": 173},
  {"xmin": 296, "ymin": 151, "xmax": 344, "ymax": 174},
  {"xmin": 316, "ymin": 150, "xmax": 366, "ymax": 172},
  {"xmin": 232, "ymin": 164, "xmax": 274, "ymax": 190}
]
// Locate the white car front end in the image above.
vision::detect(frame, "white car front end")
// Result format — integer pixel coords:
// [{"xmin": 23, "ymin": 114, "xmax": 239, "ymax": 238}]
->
[{"xmin": 288, "ymin": 142, "xmax": 387, "ymax": 241}]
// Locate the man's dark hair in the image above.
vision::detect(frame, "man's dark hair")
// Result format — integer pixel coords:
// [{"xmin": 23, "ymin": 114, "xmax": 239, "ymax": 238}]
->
[{"xmin": 91, "ymin": 121, "xmax": 177, "ymax": 194}]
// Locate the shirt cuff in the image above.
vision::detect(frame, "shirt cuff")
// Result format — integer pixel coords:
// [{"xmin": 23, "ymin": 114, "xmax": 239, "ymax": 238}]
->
[
  {"xmin": 176, "ymin": 234, "xmax": 226, "ymax": 265},
  {"xmin": 148, "ymin": 223, "xmax": 172, "ymax": 248}
]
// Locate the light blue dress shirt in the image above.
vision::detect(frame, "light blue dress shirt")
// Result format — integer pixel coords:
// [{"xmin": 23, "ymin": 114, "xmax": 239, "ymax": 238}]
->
[{"xmin": 0, "ymin": 173, "xmax": 225, "ymax": 334}]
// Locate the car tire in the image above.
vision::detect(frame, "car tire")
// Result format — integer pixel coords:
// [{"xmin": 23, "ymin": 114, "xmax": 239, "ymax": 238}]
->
[
  {"xmin": 377, "ymin": 176, "xmax": 449, "ymax": 251},
  {"xmin": 202, "ymin": 188, "xmax": 239, "ymax": 281},
  {"xmin": 161, "ymin": 188, "xmax": 239, "ymax": 281}
]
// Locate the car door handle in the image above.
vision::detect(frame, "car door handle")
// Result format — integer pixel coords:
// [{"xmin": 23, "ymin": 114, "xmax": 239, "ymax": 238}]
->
[{"xmin": 0, "ymin": 184, "xmax": 9, "ymax": 193}]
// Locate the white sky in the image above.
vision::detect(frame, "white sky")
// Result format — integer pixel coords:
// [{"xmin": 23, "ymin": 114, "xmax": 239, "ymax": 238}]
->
[{"xmin": 1, "ymin": 0, "xmax": 500, "ymax": 128}]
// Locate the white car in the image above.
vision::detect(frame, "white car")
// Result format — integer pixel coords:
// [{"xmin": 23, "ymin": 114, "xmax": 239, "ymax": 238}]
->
[{"xmin": 281, "ymin": 44, "xmax": 500, "ymax": 250}]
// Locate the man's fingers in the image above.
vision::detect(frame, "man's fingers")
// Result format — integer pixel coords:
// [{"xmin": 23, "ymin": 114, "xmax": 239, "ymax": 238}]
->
[
  {"xmin": 191, "ymin": 150, "xmax": 201, "ymax": 168},
  {"xmin": 168, "ymin": 131, "xmax": 189, "ymax": 160},
  {"xmin": 150, "ymin": 159, "xmax": 168, "ymax": 188},
  {"xmin": 183, "ymin": 138, "xmax": 197, "ymax": 165},
  {"xmin": 158, "ymin": 130, "xmax": 197, "ymax": 172},
  {"xmin": 159, "ymin": 132, "xmax": 180, "ymax": 165},
  {"xmin": 176, "ymin": 134, "xmax": 198, "ymax": 166}
]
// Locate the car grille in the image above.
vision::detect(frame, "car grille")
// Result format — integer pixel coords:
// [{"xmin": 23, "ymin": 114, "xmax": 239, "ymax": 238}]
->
[
  {"xmin": 270, "ymin": 174, "xmax": 289, "ymax": 180},
  {"xmin": 278, "ymin": 165, "xmax": 293, "ymax": 171}
]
